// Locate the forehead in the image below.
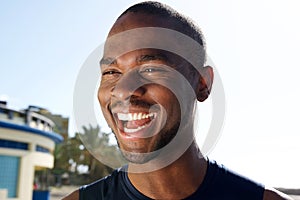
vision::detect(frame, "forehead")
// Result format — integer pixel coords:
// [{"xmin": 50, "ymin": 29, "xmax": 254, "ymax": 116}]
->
[
  {"xmin": 104, "ymin": 29, "xmax": 179, "ymax": 58},
  {"xmin": 104, "ymin": 12, "xmax": 179, "ymax": 57},
  {"xmin": 109, "ymin": 12, "xmax": 176, "ymax": 36},
  {"xmin": 103, "ymin": 12, "xmax": 204, "ymax": 69}
]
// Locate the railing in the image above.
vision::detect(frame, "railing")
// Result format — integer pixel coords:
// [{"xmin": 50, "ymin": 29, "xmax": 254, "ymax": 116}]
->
[{"xmin": 0, "ymin": 105, "xmax": 55, "ymax": 132}]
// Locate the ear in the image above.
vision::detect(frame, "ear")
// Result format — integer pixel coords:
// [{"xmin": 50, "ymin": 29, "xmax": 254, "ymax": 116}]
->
[{"xmin": 197, "ymin": 66, "xmax": 214, "ymax": 102}]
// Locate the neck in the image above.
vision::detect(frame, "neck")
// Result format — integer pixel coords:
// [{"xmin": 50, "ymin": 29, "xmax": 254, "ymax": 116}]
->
[{"xmin": 127, "ymin": 142, "xmax": 207, "ymax": 199}]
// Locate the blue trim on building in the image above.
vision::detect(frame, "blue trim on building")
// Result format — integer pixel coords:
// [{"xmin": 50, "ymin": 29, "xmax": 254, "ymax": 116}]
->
[
  {"xmin": 0, "ymin": 121, "xmax": 63, "ymax": 143},
  {"xmin": 36, "ymin": 145, "xmax": 50, "ymax": 153},
  {"xmin": 0, "ymin": 139, "xmax": 28, "ymax": 150}
]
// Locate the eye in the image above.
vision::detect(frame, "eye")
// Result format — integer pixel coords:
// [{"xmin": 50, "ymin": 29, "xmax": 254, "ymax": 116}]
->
[
  {"xmin": 144, "ymin": 68, "xmax": 157, "ymax": 73},
  {"xmin": 139, "ymin": 65, "xmax": 166, "ymax": 75},
  {"xmin": 102, "ymin": 70, "xmax": 121, "ymax": 76}
]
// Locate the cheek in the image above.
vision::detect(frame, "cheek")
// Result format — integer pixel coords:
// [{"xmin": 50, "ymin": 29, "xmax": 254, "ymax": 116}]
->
[
  {"xmin": 150, "ymin": 87, "xmax": 180, "ymax": 115},
  {"xmin": 98, "ymin": 86, "xmax": 113, "ymax": 124},
  {"xmin": 98, "ymin": 86, "xmax": 116, "ymax": 128},
  {"xmin": 98, "ymin": 85, "xmax": 110, "ymax": 108}
]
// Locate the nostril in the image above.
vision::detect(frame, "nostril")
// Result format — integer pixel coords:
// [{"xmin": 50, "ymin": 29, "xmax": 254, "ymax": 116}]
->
[{"xmin": 111, "ymin": 86, "xmax": 145, "ymax": 101}]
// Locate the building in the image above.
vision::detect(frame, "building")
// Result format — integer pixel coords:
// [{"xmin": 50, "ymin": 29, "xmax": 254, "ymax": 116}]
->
[
  {"xmin": 0, "ymin": 101, "xmax": 64, "ymax": 200},
  {"xmin": 25, "ymin": 105, "xmax": 69, "ymax": 140}
]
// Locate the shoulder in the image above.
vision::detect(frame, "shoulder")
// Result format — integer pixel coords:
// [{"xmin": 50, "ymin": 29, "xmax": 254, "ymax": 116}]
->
[
  {"xmin": 62, "ymin": 189, "xmax": 79, "ymax": 200},
  {"xmin": 208, "ymin": 160, "xmax": 264, "ymax": 191},
  {"xmin": 80, "ymin": 168, "xmax": 123, "ymax": 193},
  {"xmin": 207, "ymin": 161, "xmax": 294, "ymax": 200},
  {"xmin": 63, "ymin": 168, "xmax": 125, "ymax": 200},
  {"xmin": 200, "ymin": 160, "xmax": 265, "ymax": 199},
  {"xmin": 61, "ymin": 173, "xmax": 117, "ymax": 200},
  {"xmin": 263, "ymin": 187, "xmax": 293, "ymax": 200},
  {"xmin": 209, "ymin": 160, "xmax": 293, "ymax": 200}
]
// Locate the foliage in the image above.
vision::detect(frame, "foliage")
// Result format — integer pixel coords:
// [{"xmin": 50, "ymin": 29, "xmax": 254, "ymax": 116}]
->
[{"xmin": 51, "ymin": 125, "xmax": 125, "ymax": 184}]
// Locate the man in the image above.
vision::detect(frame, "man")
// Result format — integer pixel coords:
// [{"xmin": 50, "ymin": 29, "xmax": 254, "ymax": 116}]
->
[{"xmin": 64, "ymin": 1, "xmax": 292, "ymax": 199}]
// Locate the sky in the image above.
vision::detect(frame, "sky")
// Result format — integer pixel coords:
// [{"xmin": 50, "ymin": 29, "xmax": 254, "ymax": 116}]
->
[{"xmin": 1, "ymin": 0, "xmax": 299, "ymax": 188}]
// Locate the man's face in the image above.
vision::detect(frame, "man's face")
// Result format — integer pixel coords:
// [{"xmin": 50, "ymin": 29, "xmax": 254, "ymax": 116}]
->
[{"xmin": 98, "ymin": 13, "xmax": 199, "ymax": 164}]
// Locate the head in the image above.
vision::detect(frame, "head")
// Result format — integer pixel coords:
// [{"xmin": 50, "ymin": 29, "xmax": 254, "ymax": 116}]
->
[{"xmin": 98, "ymin": 1, "xmax": 213, "ymax": 164}]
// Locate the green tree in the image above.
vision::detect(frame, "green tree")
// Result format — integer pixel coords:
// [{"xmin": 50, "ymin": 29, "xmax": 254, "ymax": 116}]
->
[
  {"xmin": 79, "ymin": 125, "xmax": 126, "ymax": 182},
  {"xmin": 51, "ymin": 125, "xmax": 125, "ymax": 184}
]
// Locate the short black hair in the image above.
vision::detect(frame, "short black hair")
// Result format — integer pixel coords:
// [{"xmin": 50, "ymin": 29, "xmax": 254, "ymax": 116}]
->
[{"xmin": 118, "ymin": 1, "xmax": 206, "ymax": 66}]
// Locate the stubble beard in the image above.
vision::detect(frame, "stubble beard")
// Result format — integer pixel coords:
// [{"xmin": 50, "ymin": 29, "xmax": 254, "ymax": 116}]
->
[{"xmin": 115, "ymin": 120, "xmax": 180, "ymax": 164}]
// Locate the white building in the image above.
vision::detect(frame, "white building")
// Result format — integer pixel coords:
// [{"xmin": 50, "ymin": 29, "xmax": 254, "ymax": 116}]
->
[{"xmin": 0, "ymin": 102, "xmax": 63, "ymax": 200}]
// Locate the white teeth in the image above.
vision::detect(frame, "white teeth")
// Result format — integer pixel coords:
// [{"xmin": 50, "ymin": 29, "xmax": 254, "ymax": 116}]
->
[
  {"xmin": 117, "ymin": 112, "xmax": 155, "ymax": 121},
  {"xmin": 124, "ymin": 125, "xmax": 146, "ymax": 133},
  {"xmin": 138, "ymin": 113, "xmax": 142, "ymax": 120},
  {"xmin": 133, "ymin": 113, "xmax": 138, "ymax": 120},
  {"xmin": 117, "ymin": 113, "xmax": 128, "ymax": 121},
  {"xmin": 142, "ymin": 113, "xmax": 146, "ymax": 119}
]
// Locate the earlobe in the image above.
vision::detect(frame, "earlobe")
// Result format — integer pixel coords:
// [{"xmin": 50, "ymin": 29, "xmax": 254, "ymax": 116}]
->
[{"xmin": 197, "ymin": 66, "xmax": 214, "ymax": 102}]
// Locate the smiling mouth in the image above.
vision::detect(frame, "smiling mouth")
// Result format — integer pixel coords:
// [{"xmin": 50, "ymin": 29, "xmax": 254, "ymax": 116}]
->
[{"xmin": 114, "ymin": 112, "xmax": 157, "ymax": 136}]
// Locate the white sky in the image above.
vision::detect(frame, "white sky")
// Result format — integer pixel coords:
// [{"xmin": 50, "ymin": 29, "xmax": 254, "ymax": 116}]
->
[{"xmin": 1, "ymin": 0, "xmax": 299, "ymax": 188}]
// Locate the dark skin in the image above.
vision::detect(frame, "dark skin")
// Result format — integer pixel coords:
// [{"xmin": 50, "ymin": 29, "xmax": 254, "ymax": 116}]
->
[{"xmin": 63, "ymin": 12, "xmax": 293, "ymax": 200}]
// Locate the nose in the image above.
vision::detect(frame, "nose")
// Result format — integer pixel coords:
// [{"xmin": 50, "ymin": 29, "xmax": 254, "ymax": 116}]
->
[{"xmin": 111, "ymin": 69, "xmax": 145, "ymax": 101}]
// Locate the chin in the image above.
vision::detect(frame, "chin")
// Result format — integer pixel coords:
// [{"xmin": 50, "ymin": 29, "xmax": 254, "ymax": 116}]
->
[
  {"xmin": 121, "ymin": 149, "xmax": 161, "ymax": 164},
  {"xmin": 116, "ymin": 121, "xmax": 181, "ymax": 164}
]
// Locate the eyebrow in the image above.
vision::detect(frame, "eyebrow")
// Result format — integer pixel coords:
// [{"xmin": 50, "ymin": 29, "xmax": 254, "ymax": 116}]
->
[
  {"xmin": 99, "ymin": 53, "xmax": 171, "ymax": 66},
  {"xmin": 99, "ymin": 57, "xmax": 116, "ymax": 65},
  {"xmin": 137, "ymin": 54, "xmax": 169, "ymax": 63}
]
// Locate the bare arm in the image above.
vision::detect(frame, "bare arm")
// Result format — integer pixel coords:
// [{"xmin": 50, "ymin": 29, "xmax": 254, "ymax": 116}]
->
[
  {"xmin": 264, "ymin": 187, "xmax": 294, "ymax": 200},
  {"xmin": 62, "ymin": 189, "xmax": 79, "ymax": 200}
]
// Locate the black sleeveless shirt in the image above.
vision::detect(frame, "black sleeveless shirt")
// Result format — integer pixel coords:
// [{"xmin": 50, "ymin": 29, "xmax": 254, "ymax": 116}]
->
[{"xmin": 79, "ymin": 159, "xmax": 264, "ymax": 199}]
